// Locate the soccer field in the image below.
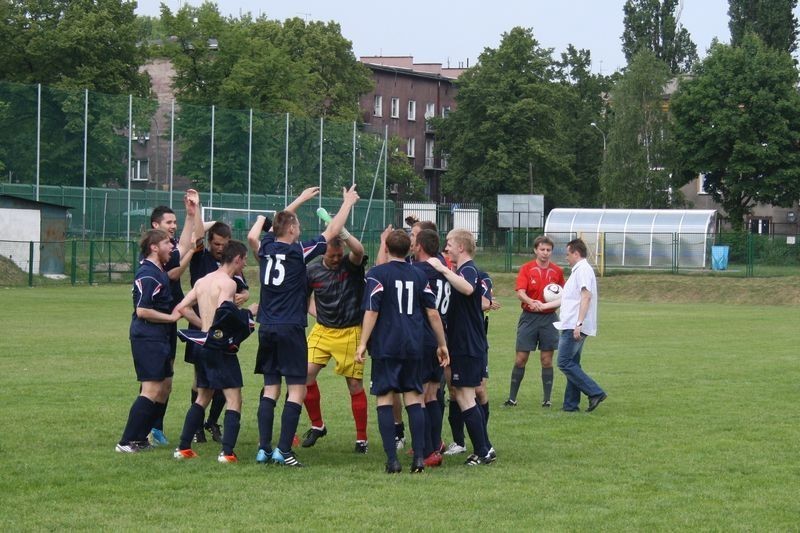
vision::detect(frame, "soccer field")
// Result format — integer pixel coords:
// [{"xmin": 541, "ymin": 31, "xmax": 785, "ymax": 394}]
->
[{"xmin": 0, "ymin": 285, "xmax": 797, "ymax": 530}]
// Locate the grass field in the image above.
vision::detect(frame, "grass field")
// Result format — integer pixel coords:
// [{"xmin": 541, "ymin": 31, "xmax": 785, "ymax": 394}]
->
[{"xmin": 1, "ymin": 280, "xmax": 798, "ymax": 531}]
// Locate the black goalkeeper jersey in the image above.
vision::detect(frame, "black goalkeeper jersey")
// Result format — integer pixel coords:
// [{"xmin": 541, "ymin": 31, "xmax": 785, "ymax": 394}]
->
[{"xmin": 306, "ymin": 255, "xmax": 366, "ymax": 328}]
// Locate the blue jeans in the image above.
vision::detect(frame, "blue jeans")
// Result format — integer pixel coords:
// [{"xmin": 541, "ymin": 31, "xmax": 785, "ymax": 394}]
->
[{"xmin": 557, "ymin": 330, "xmax": 604, "ymax": 411}]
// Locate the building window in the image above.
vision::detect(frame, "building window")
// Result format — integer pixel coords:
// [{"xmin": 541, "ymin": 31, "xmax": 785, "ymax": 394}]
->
[
  {"xmin": 441, "ymin": 105, "xmax": 451, "ymax": 118},
  {"xmin": 425, "ymin": 139, "xmax": 434, "ymax": 168},
  {"xmin": 697, "ymin": 173, "xmax": 709, "ymax": 195},
  {"xmin": 407, "ymin": 137, "xmax": 415, "ymax": 158},
  {"xmin": 425, "ymin": 103, "xmax": 435, "ymax": 119},
  {"xmin": 391, "ymin": 97, "xmax": 400, "ymax": 118},
  {"xmin": 131, "ymin": 159, "xmax": 149, "ymax": 181},
  {"xmin": 407, "ymin": 100, "xmax": 416, "ymax": 121},
  {"xmin": 373, "ymin": 95, "xmax": 383, "ymax": 117},
  {"xmin": 441, "ymin": 153, "xmax": 449, "ymax": 170}
]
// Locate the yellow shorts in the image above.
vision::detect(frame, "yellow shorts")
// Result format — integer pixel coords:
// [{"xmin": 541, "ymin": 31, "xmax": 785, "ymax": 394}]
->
[{"xmin": 307, "ymin": 323, "xmax": 364, "ymax": 379}]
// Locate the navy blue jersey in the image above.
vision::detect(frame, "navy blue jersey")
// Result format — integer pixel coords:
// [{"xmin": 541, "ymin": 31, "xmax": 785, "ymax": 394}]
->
[
  {"xmin": 189, "ymin": 247, "xmax": 248, "ymax": 291},
  {"xmin": 446, "ymin": 260, "xmax": 488, "ymax": 358},
  {"xmin": 258, "ymin": 233, "xmax": 327, "ymax": 327},
  {"xmin": 130, "ymin": 259, "xmax": 172, "ymax": 338},
  {"xmin": 137, "ymin": 237, "xmax": 184, "ymax": 311},
  {"xmin": 411, "ymin": 260, "xmax": 450, "ymax": 348},
  {"xmin": 190, "ymin": 247, "xmax": 220, "ymax": 286},
  {"xmin": 479, "ymin": 271, "xmax": 493, "ymax": 301},
  {"xmin": 362, "ymin": 261, "xmax": 436, "ymax": 360},
  {"xmin": 178, "ymin": 301, "xmax": 255, "ymax": 353}
]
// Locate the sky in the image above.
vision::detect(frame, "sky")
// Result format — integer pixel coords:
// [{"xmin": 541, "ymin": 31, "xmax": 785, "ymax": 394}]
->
[{"xmin": 133, "ymin": 0, "xmax": 794, "ymax": 74}]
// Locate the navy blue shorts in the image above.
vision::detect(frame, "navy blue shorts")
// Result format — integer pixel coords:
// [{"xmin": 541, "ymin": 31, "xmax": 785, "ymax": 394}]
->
[
  {"xmin": 130, "ymin": 337, "xmax": 174, "ymax": 381},
  {"xmin": 449, "ymin": 354, "xmax": 484, "ymax": 388},
  {"xmin": 168, "ymin": 324, "xmax": 177, "ymax": 359},
  {"xmin": 370, "ymin": 358, "xmax": 424, "ymax": 396},
  {"xmin": 482, "ymin": 349, "xmax": 489, "ymax": 379},
  {"xmin": 420, "ymin": 345, "xmax": 444, "ymax": 384},
  {"xmin": 256, "ymin": 325, "xmax": 308, "ymax": 386},
  {"xmin": 195, "ymin": 346, "xmax": 243, "ymax": 389}
]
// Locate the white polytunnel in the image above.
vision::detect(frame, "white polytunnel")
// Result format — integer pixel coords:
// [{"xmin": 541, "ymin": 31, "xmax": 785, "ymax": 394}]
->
[{"xmin": 544, "ymin": 209, "xmax": 717, "ymax": 269}]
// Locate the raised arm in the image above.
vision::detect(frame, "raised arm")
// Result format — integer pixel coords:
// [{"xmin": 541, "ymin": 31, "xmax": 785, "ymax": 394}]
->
[
  {"xmin": 248, "ymin": 215, "xmax": 266, "ymax": 257},
  {"xmin": 190, "ymin": 190, "xmax": 205, "ymax": 245},
  {"xmin": 285, "ymin": 186, "xmax": 320, "ymax": 214},
  {"xmin": 174, "ymin": 189, "xmax": 198, "ymax": 259},
  {"xmin": 345, "ymin": 233, "xmax": 365, "ymax": 265},
  {"xmin": 374, "ymin": 225, "xmax": 392, "ymax": 265},
  {"xmin": 322, "ymin": 185, "xmax": 359, "ymax": 243}
]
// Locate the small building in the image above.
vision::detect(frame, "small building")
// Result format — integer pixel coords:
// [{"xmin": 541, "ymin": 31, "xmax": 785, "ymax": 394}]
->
[
  {"xmin": 544, "ymin": 208, "xmax": 717, "ymax": 270},
  {"xmin": 0, "ymin": 194, "xmax": 72, "ymax": 275}
]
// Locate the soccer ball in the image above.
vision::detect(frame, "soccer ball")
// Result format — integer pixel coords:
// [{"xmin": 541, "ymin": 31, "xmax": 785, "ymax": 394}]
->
[{"xmin": 543, "ymin": 283, "xmax": 562, "ymax": 303}]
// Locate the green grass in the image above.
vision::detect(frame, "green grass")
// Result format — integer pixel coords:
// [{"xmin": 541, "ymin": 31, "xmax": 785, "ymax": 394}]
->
[{"xmin": 1, "ymin": 283, "xmax": 798, "ymax": 530}]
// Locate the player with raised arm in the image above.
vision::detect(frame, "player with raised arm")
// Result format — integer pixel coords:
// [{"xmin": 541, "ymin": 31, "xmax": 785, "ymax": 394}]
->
[
  {"xmin": 145, "ymin": 191, "xmax": 199, "ymax": 445},
  {"xmin": 186, "ymin": 218, "xmax": 250, "ymax": 444},
  {"xmin": 116, "ymin": 230, "xmax": 181, "ymax": 453},
  {"xmin": 356, "ymin": 229, "xmax": 449, "ymax": 473},
  {"xmin": 301, "ymin": 227, "xmax": 369, "ymax": 454},
  {"xmin": 427, "ymin": 229, "xmax": 493, "ymax": 466},
  {"xmin": 172, "ymin": 240, "xmax": 257, "ymax": 462},
  {"xmin": 505, "ymin": 235, "xmax": 564, "ymax": 408},
  {"xmin": 249, "ymin": 185, "xmax": 359, "ymax": 467}
]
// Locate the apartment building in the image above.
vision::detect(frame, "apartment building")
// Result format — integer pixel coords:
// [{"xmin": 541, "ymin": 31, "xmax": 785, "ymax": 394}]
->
[{"xmin": 359, "ymin": 56, "xmax": 465, "ymax": 201}]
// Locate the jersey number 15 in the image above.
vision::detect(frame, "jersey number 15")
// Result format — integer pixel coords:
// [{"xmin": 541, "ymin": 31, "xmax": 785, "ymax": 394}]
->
[{"xmin": 264, "ymin": 254, "xmax": 286, "ymax": 286}]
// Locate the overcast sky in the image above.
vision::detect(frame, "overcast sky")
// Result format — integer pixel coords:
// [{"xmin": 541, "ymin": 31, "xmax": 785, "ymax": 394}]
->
[{"xmin": 134, "ymin": 0, "xmax": 798, "ymax": 74}]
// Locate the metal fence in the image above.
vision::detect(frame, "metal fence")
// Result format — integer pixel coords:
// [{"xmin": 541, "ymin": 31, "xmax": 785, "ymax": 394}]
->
[
  {"xmin": 3, "ymin": 231, "xmax": 798, "ymax": 288},
  {"xmin": 0, "ymin": 80, "xmax": 391, "ymax": 239}
]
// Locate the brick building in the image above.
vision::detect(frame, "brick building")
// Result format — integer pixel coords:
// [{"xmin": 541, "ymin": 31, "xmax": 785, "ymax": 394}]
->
[{"xmin": 358, "ymin": 56, "xmax": 465, "ymax": 201}]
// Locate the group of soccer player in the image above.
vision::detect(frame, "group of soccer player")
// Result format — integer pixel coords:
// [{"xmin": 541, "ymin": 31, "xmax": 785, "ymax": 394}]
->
[{"xmin": 117, "ymin": 184, "xmax": 605, "ymax": 473}]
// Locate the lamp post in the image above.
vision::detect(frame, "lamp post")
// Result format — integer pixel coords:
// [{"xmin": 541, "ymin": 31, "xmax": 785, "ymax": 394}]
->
[{"xmin": 590, "ymin": 122, "xmax": 607, "ymax": 155}]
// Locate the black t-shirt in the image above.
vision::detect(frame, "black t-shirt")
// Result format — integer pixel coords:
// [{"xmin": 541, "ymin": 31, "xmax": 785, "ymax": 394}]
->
[{"xmin": 307, "ymin": 254, "xmax": 366, "ymax": 328}]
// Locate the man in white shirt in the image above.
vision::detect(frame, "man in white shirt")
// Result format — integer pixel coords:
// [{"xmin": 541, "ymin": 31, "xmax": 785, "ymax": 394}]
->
[{"xmin": 553, "ymin": 238, "xmax": 607, "ymax": 412}]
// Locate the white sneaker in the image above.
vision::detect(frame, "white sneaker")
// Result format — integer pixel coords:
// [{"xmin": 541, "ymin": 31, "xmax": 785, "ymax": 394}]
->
[
  {"xmin": 443, "ymin": 442, "xmax": 467, "ymax": 455},
  {"xmin": 395, "ymin": 436, "xmax": 405, "ymax": 450}
]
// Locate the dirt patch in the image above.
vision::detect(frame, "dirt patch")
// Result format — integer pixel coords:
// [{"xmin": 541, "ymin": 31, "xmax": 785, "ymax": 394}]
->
[{"xmin": 0, "ymin": 255, "xmax": 27, "ymax": 286}]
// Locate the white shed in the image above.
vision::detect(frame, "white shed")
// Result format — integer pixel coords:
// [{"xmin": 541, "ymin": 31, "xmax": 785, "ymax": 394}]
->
[{"xmin": 544, "ymin": 208, "xmax": 717, "ymax": 269}]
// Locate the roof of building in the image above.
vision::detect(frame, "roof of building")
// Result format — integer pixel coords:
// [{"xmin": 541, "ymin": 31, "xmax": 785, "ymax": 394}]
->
[{"xmin": 360, "ymin": 56, "xmax": 465, "ymax": 81}]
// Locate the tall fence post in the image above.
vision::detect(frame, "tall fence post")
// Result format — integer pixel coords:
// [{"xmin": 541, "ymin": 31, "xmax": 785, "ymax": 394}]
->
[
  {"xmin": 505, "ymin": 229, "xmax": 512, "ymax": 272},
  {"xmin": 88, "ymin": 240, "xmax": 95, "ymax": 285},
  {"xmin": 672, "ymin": 232, "xmax": 679, "ymax": 274},
  {"xmin": 747, "ymin": 232, "xmax": 754, "ymax": 277},
  {"xmin": 71, "ymin": 240, "xmax": 77, "ymax": 285},
  {"xmin": 28, "ymin": 241, "xmax": 34, "ymax": 287}
]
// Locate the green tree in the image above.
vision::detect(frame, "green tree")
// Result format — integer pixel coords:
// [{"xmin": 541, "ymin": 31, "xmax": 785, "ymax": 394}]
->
[
  {"xmin": 600, "ymin": 50, "xmax": 675, "ymax": 208},
  {"xmin": 671, "ymin": 34, "xmax": 800, "ymax": 228},
  {"xmin": 728, "ymin": 0, "xmax": 798, "ymax": 53},
  {"xmin": 622, "ymin": 0, "xmax": 699, "ymax": 74},
  {"xmin": 436, "ymin": 27, "xmax": 580, "ymax": 226},
  {"xmin": 158, "ymin": 4, "xmax": 375, "ymax": 194},
  {"xmin": 0, "ymin": 0, "xmax": 152, "ymax": 187},
  {"xmin": 555, "ymin": 45, "xmax": 613, "ymax": 207}
]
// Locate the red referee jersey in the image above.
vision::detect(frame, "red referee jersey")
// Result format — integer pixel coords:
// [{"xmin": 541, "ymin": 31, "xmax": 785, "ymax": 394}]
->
[{"xmin": 515, "ymin": 260, "xmax": 565, "ymax": 313}]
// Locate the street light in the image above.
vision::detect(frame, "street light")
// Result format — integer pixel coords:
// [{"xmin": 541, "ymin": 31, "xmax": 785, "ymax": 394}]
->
[{"xmin": 590, "ymin": 122, "xmax": 607, "ymax": 155}]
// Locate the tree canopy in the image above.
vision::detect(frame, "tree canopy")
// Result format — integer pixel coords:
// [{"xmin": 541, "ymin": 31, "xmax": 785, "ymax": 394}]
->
[
  {"xmin": 671, "ymin": 33, "xmax": 800, "ymax": 227},
  {"xmin": 729, "ymin": 0, "xmax": 799, "ymax": 53},
  {"xmin": 600, "ymin": 50, "xmax": 675, "ymax": 208},
  {"xmin": 621, "ymin": 0, "xmax": 698, "ymax": 74},
  {"xmin": 435, "ymin": 27, "xmax": 609, "ymax": 226}
]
